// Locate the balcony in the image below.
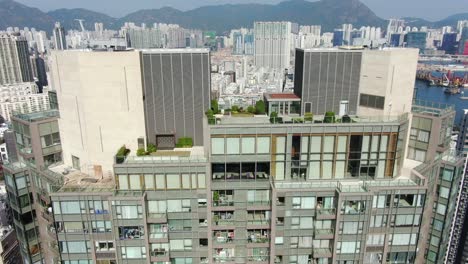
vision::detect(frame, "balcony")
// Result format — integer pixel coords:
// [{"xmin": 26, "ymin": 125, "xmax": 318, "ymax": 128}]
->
[
  {"xmin": 150, "ymin": 248, "xmax": 169, "ymax": 262},
  {"xmin": 96, "ymin": 251, "xmax": 116, "ymax": 259},
  {"xmin": 147, "ymin": 213, "xmax": 167, "ymax": 223},
  {"xmin": 213, "ymin": 230, "xmax": 234, "ymax": 244},
  {"xmin": 248, "ymin": 230, "xmax": 270, "ymax": 244},
  {"xmin": 314, "ymin": 229, "xmax": 334, "ymax": 239},
  {"xmin": 315, "ymin": 208, "xmax": 336, "ymax": 220},
  {"xmin": 41, "ymin": 211, "xmax": 54, "ymax": 223},
  {"xmin": 313, "ymin": 247, "xmax": 333, "ymax": 258}
]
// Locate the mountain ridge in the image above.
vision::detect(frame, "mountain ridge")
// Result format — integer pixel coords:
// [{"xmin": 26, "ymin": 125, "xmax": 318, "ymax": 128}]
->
[{"xmin": 0, "ymin": 0, "xmax": 466, "ymax": 34}]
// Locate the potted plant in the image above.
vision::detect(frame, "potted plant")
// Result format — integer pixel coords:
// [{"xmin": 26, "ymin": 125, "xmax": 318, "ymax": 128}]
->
[{"xmin": 213, "ymin": 191, "xmax": 220, "ymax": 206}]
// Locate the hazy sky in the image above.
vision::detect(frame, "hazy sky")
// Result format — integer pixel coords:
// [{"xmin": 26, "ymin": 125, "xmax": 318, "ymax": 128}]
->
[{"xmin": 14, "ymin": 0, "xmax": 468, "ymax": 20}]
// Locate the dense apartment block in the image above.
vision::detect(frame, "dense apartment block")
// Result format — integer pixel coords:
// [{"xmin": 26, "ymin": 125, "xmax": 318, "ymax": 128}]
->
[
  {"xmin": 0, "ymin": 33, "xmax": 34, "ymax": 85},
  {"xmin": 254, "ymin": 22, "xmax": 294, "ymax": 70},
  {"xmin": 2, "ymin": 48, "xmax": 465, "ymax": 264}
]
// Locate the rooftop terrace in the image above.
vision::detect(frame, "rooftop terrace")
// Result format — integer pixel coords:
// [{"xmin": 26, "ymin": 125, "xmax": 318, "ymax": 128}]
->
[
  {"xmin": 49, "ymin": 164, "xmax": 115, "ymax": 193},
  {"xmin": 210, "ymin": 113, "xmax": 408, "ymax": 126},
  {"xmin": 13, "ymin": 109, "xmax": 60, "ymax": 123},
  {"xmin": 412, "ymin": 100, "xmax": 455, "ymax": 117},
  {"xmin": 116, "ymin": 146, "xmax": 207, "ymax": 165}
]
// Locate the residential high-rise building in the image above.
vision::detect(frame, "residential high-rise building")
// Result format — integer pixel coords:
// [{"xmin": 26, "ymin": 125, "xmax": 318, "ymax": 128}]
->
[
  {"xmin": 293, "ymin": 47, "xmax": 419, "ymax": 116},
  {"xmin": 386, "ymin": 19, "xmax": 405, "ymax": 40},
  {"xmin": 52, "ymin": 22, "xmax": 67, "ymax": 50},
  {"xmin": 459, "ymin": 27, "xmax": 468, "ymax": 55},
  {"xmin": 390, "ymin": 33, "xmax": 403, "ymax": 47},
  {"xmin": 33, "ymin": 55, "xmax": 48, "ymax": 91},
  {"xmin": 0, "ymin": 33, "xmax": 34, "ymax": 85},
  {"xmin": 125, "ymin": 27, "xmax": 163, "ymax": 49},
  {"xmin": 2, "ymin": 48, "xmax": 465, "ymax": 264},
  {"xmin": 457, "ymin": 110, "xmax": 468, "ymax": 155},
  {"xmin": 254, "ymin": 22, "xmax": 292, "ymax": 70},
  {"xmin": 342, "ymin": 24, "xmax": 353, "ymax": 45},
  {"xmin": 0, "ymin": 83, "xmax": 50, "ymax": 121},
  {"xmin": 332, "ymin": 29, "xmax": 344, "ymax": 46},
  {"xmin": 441, "ymin": 33, "xmax": 458, "ymax": 54},
  {"xmin": 406, "ymin": 31, "xmax": 427, "ymax": 53}
]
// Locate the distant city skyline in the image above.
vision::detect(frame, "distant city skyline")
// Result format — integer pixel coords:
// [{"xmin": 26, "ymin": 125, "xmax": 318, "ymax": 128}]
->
[{"xmin": 13, "ymin": 0, "xmax": 468, "ymax": 21}]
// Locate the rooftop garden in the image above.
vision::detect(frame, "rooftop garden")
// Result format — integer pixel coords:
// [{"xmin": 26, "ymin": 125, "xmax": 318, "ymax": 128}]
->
[
  {"xmin": 269, "ymin": 111, "xmax": 355, "ymax": 124},
  {"xmin": 207, "ymin": 100, "xmax": 266, "ymax": 123}
]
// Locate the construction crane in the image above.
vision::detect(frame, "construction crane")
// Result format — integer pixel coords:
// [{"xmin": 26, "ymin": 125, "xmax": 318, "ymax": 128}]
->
[{"xmin": 75, "ymin": 19, "xmax": 86, "ymax": 32}]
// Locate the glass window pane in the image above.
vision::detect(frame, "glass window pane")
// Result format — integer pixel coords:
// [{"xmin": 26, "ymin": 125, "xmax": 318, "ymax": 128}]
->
[
  {"xmin": 257, "ymin": 137, "xmax": 270, "ymax": 154},
  {"xmin": 226, "ymin": 138, "xmax": 240, "ymax": 154},
  {"xmin": 211, "ymin": 138, "xmax": 225, "ymax": 155},
  {"xmin": 242, "ymin": 137, "xmax": 255, "ymax": 154}
]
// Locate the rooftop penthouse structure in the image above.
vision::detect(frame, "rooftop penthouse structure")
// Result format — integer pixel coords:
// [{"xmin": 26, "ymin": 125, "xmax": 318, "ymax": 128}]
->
[{"xmin": 2, "ymin": 48, "xmax": 464, "ymax": 264}]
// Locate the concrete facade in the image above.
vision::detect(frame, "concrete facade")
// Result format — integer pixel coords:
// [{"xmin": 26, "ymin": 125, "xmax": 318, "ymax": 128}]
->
[
  {"xmin": 358, "ymin": 48, "xmax": 419, "ymax": 117},
  {"xmin": 50, "ymin": 50, "xmax": 146, "ymax": 175}
]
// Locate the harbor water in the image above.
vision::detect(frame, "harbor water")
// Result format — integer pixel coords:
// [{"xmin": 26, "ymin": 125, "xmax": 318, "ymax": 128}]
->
[{"xmin": 414, "ymin": 79, "xmax": 468, "ymax": 126}]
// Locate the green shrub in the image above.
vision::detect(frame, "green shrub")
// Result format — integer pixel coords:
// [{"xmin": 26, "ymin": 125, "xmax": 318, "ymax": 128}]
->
[
  {"xmin": 206, "ymin": 108, "xmax": 216, "ymax": 124},
  {"xmin": 116, "ymin": 145, "xmax": 130, "ymax": 164},
  {"xmin": 247, "ymin": 105, "xmax": 256, "ymax": 114},
  {"xmin": 270, "ymin": 112, "xmax": 282, "ymax": 124},
  {"xmin": 147, "ymin": 143, "xmax": 157, "ymax": 153},
  {"xmin": 136, "ymin": 148, "xmax": 147, "ymax": 156},
  {"xmin": 176, "ymin": 137, "xmax": 193, "ymax": 148},
  {"xmin": 324, "ymin": 111, "xmax": 336, "ymax": 123},
  {"xmin": 255, "ymin": 100, "xmax": 265, "ymax": 114},
  {"xmin": 292, "ymin": 118, "xmax": 304, "ymax": 123},
  {"xmin": 304, "ymin": 112, "xmax": 314, "ymax": 122},
  {"xmin": 231, "ymin": 105, "xmax": 239, "ymax": 112},
  {"xmin": 211, "ymin": 99, "xmax": 219, "ymax": 114}
]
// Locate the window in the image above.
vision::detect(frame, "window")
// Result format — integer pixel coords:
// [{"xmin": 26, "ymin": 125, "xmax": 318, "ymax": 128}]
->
[
  {"xmin": 257, "ymin": 137, "xmax": 270, "ymax": 154},
  {"xmin": 393, "ymin": 215, "xmax": 420, "ymax": 227},
  {"xmin": 439, "ymin": 186, "xmax": 450, "ymax": 199},
  {"xmin": 370, "ymin": 215, "xmax": 387, "ymax": 227},
  {"xmin": 166, "ymin": 174, "xmax": 181, "ymax": 189},
  {"xmin": 60, "ymin": 241, "xmax": 89, "ymax": 253},
  {"xmin": 436, "ymin": 203, "xmax": 447, "ymax": 215},
  {"xmin": 292, "ymin": 197, "xmax": 315, "ymax": 209},
  {"xmin": 291, "ymin": 217, "xmax": 313, "ymax": 229},
  {"xmin": 372, "ymin": 195, "xmax": 390, "ymax": 208},
  {"xmin": 341, "ymin": 222, "xmax": 362, "ymax": 234},
  {"xmin": 359, "ymin": 93, "xmax": 385, "ymax": 109},
  {"xmin": 148, "ymin": 201, "xmax": 167, "ymax": 214},
  {"xmin": 116, "ymin": 205, "xmax": 142, "ymax": 219},
  {"xmin": 226, "ymin": 138, "xmax": 240, "ymax": 154},
  {"xmin": 275, "ymin": 237, "xmax": 283, "ymax": 244},
  {"xmin": 168, "ymin": 219, "xmax": 192, "ymax": 231},
  {"xmin": 212, "ymin": 138, "xmax": 225, "ymax": 155},
  {"xmin": 119, "ymin": 226, "xmax": 144, "ymax": 240},
  {"xmin": 60, "ymin": 201, "xmax": 84, "ymax": 214},
  {"xmin": 169, "ymin": 239, "xmax": 192, "ymax": 251},
  {"xmin": 339, "ymin": 241, "xmax": 359, "ymax": 253},
  {"xmin": 433, "ymin": 219, "xmax": 444, "ymax": 231},
  {"xmin": 167, "ymin": 200, "xmax": 191, "ymax": 212},
  {"xmin": 341, "ymin": 200, "xmax": 366, "ymax": 214},
  {"xmin": 91, "ymin": 221, "xmax": 112, "ymax": 233},
  {"xmin": 366, "ymin": 234, "xmax": 384, "ymax": 246},
  {"xmin": 40, "ymin": 132, "xmax": 61, "ymax": 148},
  {"xmin": 121, "ymin": 246, "xmax": 146, "ymax": 259},
  {"xmin": 242, "ymin": 137, "xmax": 255, "ymax": 154},
  {"xmin": 430, "ymin": 235, "xmax": 440, "ymax": 247},
  {"xmin": 390, "ymin": 234, "xmax": 417, "ymax": 246},
  {"xmin": 95, "ymin": 241, "xmax": 114, "ymax": 251}
]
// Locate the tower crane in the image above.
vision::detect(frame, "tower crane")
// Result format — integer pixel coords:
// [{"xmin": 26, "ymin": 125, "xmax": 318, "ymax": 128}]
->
[{"xmin": 74, "ymin": 19, "xmax": 86, "ymax": 32}]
